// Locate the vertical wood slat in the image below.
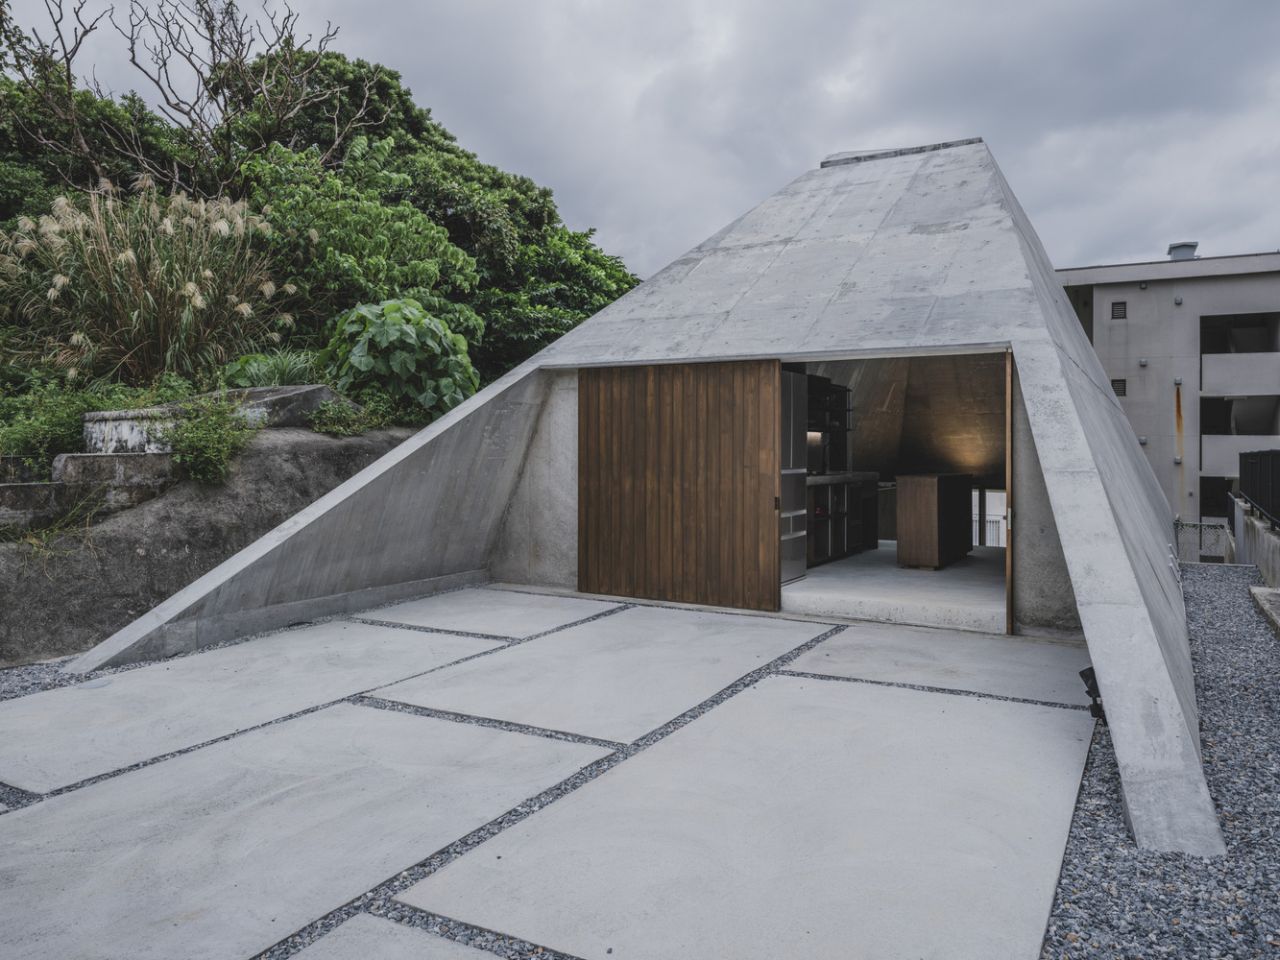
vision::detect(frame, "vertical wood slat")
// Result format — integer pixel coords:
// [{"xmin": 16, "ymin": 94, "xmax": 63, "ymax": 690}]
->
[{"xmin": 578, "ymin": 360, "xmax": 780, "ymax": 611}]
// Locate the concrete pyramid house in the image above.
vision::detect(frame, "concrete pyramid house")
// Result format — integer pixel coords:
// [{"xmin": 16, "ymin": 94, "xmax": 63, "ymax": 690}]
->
[{"xmin": 72, "ymin": 138, "xmax": 1225, "ymax": 856}]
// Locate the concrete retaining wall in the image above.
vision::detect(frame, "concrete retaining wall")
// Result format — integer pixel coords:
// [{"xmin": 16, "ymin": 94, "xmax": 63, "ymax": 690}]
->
[
  {"xmin": 1, "ymin": 428, "xmax": 413, "ymax": 667},
  {"xmin": 1239, "ymin": 511, "xmax": 1280, "ymax": 587},
  {"xmin": 0, "ymin": 454, "xmax": 176, "ymax": 535}
]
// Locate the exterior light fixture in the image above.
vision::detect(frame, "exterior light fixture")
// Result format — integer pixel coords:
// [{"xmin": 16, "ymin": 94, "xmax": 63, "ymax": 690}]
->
[
  {"xmin": 1139, "ymin": 358, "xmax": 1148, "ymax": 367},
  {"xmin": 1139, "ymin": 281, "xmax": 1148, "ymax": 290},
  {"xmin": 1174, "ymin": 296, "xmax": 1183, "ymax": 305},
  {"xmin": 1174, "ymin": 455, "xmax": 1183, "ymax": 464},
  {"xmin": 1138, "ymin": 436, "xmax": 1148, "ymax": 445},
  {"xmin": 1174, "ymin": 377, "xmax": 1183, "ymax": 385}
]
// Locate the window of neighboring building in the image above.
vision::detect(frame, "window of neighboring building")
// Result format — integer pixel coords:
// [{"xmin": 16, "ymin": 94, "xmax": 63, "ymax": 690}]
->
[
  {"xmin": 1111, "ymin": 301, "xmax": 1127, "ymax": 320},
  {"xmin": 1200, "ymin": 397, "xmax": 1232, "ymax": 435},
  {"xmin": 1199, "ymin": 476, "xmax": 1235, "ymax": 524},
  {"xmin": 1199, "ymin": 312, "xmax": 1280, "ymax": 355}
]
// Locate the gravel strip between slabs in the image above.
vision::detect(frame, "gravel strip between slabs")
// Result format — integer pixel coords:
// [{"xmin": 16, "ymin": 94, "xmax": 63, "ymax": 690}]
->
[
  {"xmin": 254, "ymin": 624, "xmax": 847, "ymax": 959},
  {"xmin": 1041, "ymin": 563, "xmax": 1279, "ymax": 959}
]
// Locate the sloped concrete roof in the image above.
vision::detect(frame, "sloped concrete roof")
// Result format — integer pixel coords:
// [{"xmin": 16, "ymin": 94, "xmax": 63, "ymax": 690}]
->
[
  {"xmin": 542, "ymin": 138, "xmax": 1220, "ymax": 853},
  {"xmin": 540, "ymin": 138, "xmax": 1050, "ymax": 367},
  {"xmin": 72, "ymin": 138, "xmax": 1223, "ymax": 855}
]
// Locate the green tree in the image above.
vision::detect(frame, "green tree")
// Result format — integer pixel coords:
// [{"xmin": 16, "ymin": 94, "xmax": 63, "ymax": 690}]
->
[
  {"xmin": 1, "ymin": 8, "xmax": 638, "ymax": 383},
  {"xmin": 471, "ymin": 227, "xmax": 637, "ymax": 377},
  {"xmin": 243, "ymin": 138, "xmax": 481, "ymax": 342},
  {"xmin": 237, "ymin": 53, "xmax": 638, "ymax": 378}
]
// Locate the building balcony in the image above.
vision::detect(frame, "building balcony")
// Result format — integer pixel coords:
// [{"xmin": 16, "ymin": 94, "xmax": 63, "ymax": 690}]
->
[
  {"xmin": 1202, "ymin": 434, "xmax": 1280, "ymax": 477},
  {"xmin": 1201, "ymin": 352, "xmax": 1280, "ymax": 397}
]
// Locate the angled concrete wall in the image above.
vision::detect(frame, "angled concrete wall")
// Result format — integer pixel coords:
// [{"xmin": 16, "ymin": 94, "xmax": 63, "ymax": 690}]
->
[
  {"xmin": 998, "ymin": 160, "xmax": 1222, "ymax": 853},
  {"xmin": 491, "ymin": 370, "xmax": 579, "ymax": 588},
  {"xmin": 1010, "ymin": 372, "xmax": 1081, "ymax": 636},
  {"xmin": 71, "ymin": 365, "xmax": 549, "ymax": 672}
]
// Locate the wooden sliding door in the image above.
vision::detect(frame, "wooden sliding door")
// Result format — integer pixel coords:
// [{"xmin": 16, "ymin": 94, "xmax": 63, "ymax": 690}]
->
[{"xmin": 578, "ymin": 360, "xmax": 781, "ymax": 611}]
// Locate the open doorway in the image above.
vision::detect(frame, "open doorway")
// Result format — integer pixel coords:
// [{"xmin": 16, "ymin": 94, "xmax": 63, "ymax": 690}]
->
[{"xmin": 780, "ymin": 352, "xmax": 1011, "ymax": 633}]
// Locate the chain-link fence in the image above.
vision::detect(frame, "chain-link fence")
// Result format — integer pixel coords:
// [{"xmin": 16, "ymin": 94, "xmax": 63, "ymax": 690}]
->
[{"xmin": 1174, "ymin": 518, "xmax": 1231, "ymax": 563}]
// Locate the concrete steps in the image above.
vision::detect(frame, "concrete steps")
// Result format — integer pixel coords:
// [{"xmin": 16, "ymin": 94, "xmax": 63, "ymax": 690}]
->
[{"xmin": 0, "ymin": 453, "xmax": 176, "ymax": 536}]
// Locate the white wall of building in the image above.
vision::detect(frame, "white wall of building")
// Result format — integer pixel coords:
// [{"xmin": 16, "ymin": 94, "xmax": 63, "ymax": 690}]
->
[{"xmin": 1059, "ymin": 256, "xmax": 1280, "ymax": 521}]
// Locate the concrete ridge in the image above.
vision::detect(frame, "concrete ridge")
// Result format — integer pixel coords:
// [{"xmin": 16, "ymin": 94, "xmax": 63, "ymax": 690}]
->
[{"xmin": 819, "ymin": 137, "xmax": 985, "ymax": 168}]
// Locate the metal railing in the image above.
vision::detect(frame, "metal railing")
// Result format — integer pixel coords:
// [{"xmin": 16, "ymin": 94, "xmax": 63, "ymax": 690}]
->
[{"xmin": 1239, "ymin": 449, "xmax": 1280, "ymax": 528}]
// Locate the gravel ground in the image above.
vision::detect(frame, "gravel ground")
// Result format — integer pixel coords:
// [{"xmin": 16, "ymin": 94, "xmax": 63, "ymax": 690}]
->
[
  {"xmin": 0, "ymin": 656, "xmax": 78, "ymax": 701},
  {"xmin": 1042, "ymin": 563, "xmax": 1279, "ymax": 959}
]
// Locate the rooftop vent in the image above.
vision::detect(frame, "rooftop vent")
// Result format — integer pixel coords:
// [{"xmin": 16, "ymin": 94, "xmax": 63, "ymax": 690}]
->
[{"xmin": 1168, "ymin": 241, "xmax": 1199, "ymax": 261}]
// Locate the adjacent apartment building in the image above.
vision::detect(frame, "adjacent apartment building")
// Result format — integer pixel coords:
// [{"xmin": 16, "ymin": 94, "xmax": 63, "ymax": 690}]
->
[{"xmin": 1058, "ymin": 243, "xmax": 1280, "ymax": 524}]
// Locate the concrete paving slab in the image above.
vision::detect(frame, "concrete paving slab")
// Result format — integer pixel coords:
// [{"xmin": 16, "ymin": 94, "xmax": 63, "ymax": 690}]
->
[
  {"xmin": 0, "ymin": 704, "xmax": 608, "ymax": 960},
  {"xmin": 362, "ymin": 587, "xmax": 621, "ymax": 638},
  {"xmin": 294, "ymin": 915, "xmax": 491, "ymax": 960},
  {"xmin": 0, "ymin": 621, "xmax": 502, "ymax": 794},
  {"xmin": 789, "ymin": 620, "xmax": 1092, "ymax": 705},
  {"xmin": 781, "ymin": 543, "xmax": 1007, "ymax": 632},
  {"xmin": 400, "ymin": 675, "xmax": 1094, "ymax": 960},
  {"xmin": 377, "ymin": 605, "xmax": 827, "ymax": 742}
]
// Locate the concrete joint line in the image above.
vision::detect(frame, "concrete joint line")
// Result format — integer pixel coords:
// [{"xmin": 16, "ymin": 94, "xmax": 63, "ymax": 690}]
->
[
  {"xmin": 6, "ymin": 630, "xmax": 587, "ymax": 807},
  {"xmin": 347, "ymin": 618, "xmax": 516, "ymax": 643},
  {"xmin": 3, "ymin": 604, "xmax": 637, "ymax": 810},
  {"xmin": 776, "ymin": 668, "xmax": 1093, "ymax": 713},
  {"xmin": 255, "ymin": 624, "xmax": 848, "ymax": 958},
  {"xmin": 377, "ymin": 904, "xmax": 587, "ymax": 960},
  {"xmin": 519, "ymin": 603, "xmax": 635, "ymax": 640},
  {"xmin": 489, "ymin": 584, "xmax": 844, "ymax": 631},
  {"xmin": 350, "ymin": 601, "xmax": 633, "ymax": 646},
  {"xmin": 350, "ymin": 696, "xmax": 628, "ymax": 752}
]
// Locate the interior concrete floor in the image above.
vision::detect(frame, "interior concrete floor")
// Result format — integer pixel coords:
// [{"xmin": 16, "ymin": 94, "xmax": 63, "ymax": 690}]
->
[
  {"xmin": 0, "ymin": 587, "xmax": 1093, "ymax": 960},
  {"xmin": 782, "ymin": 540, "xmax": 1007, "ymax": 632}
]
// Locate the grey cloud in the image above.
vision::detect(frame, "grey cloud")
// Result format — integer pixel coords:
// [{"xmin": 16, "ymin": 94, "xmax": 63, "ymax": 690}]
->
[{"xmin": 11, "ymin": 0, "xmax": 1280, "ymax": 275}]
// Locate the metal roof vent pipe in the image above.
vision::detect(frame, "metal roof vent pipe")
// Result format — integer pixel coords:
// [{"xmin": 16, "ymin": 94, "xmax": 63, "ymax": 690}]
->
[{"xmin": 1168, "ymin": 241, "xmax": 1199, "ymax": 261}]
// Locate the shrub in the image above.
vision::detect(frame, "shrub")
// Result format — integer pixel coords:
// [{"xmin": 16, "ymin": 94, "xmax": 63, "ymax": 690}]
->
[
  {"xmin": 0, "ymin": 376, "xmax": 193, "ymax": 475},
  {"xmin": 307, "ymin": 389, "xmax": 421, "ymax": 436},
  {"xmin": 223, "ymin": 348, "xmax": 319, "ymax": 387},
  {"xmin": 159, "ymin": 394, "xmax": 259, "ymax": 485},
  {"xmin": 319, "ymin": 299, "xmax": 478, "ymax": 418},
  {"xmin": 307, "ymin": 399, "xmax": 377, "ymax": 437},
  {"xmin": 244, "ymin": 140, "xmax": 481, "ymax": 341},
  {"xmin": 0, "ymin": 179, "xmax": 293, "ymax": 385}
]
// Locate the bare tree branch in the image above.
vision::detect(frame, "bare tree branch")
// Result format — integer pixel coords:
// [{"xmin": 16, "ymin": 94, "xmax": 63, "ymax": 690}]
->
[
  {"xmin": 6, "ymin": 0, "xmax": 376, "ymax": 197},
  {"xmin": 1, "ymin": 0, "xmax": 111, "ymax": 184}
]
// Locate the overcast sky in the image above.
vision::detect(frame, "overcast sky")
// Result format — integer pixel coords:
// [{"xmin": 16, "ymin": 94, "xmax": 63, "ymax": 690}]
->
[{"xmin": 12, "ymin": 0, "xmax": 1280, "ymax": 277}]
